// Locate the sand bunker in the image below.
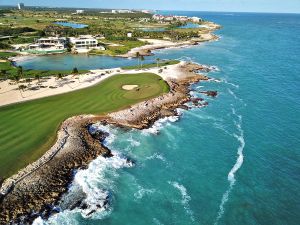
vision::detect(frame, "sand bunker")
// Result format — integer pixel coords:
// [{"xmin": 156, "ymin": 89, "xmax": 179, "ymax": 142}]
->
[{"xmin": 122, "ymin": 85, "xmax": 138, "ymax": 90}]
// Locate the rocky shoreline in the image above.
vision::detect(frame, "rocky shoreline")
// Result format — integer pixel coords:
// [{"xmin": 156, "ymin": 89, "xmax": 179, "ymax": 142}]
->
[{"xmin": 0, "ymin": 62, "xmax": 217, "ymax": 224}]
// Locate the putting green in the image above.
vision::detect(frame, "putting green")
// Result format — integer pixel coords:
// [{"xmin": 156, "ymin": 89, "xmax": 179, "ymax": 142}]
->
[{"xmin": 0, "ymin": 73, "xmax": 169, "ymax": 178}]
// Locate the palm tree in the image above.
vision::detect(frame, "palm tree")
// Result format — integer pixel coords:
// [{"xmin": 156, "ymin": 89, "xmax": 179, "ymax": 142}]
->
[
  {"xmin": 135, "ymin": 52, "xmax": 140, "ymax": 68},
  {"xmin": 156, "ymin": 58, "xmax": 160, "ymax": 68},
  {"xmin": 35, "ymin": 74, "xmax": 41, "ymax": 87},
  {"xmin": 17, "ymin": 66, "xmax": 23, "ymax": 76},
  {"xmin": 14, "ymin": 75, "xmax": 24, "ymax": 98},
  {"xmin": 57, "ymin": 73, "xmax": 63, "ymax": 80},
  {"xmin": 140, "ymin": 55, "xmax": 145, "ymax": 69},
  {"xmin": 35, "ymin": 74, "xmax": 40, "ymax": 83},
  {"xmin": 72, "ymin": 67, "xmax": 79, "ymax": 74}
]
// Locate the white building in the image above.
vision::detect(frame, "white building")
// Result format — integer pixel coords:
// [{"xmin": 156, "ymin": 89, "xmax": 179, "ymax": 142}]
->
[
  {"xmin": 191, "ymin": 17, "xmax": 201, "ymax": 23},
  {"xmin": 112, "ymin": 9, "xmax": 132, "ymax": 13},
  {"xmin": 76, "ymin": 10, "xmax": 84, "ymax": 14},
  {"xmin": 153, "ymin": 14, "xmax": 201, "ymax": 23},
  {"xmin": 68, "ymin": 35, "xmax": 105, "ymax": 52},
  {"xmin": 127, "ymin": 32, "xmax": 133, "ymax": 38},
  {"xmin": 141, "ymin": 10, "xmax": 152, "ymax": 14},
  {"xmin": 27, "ymin": 37, "xmax": 66, "ymax": 53},
  {"xmin": 176, "ymin": 16, "xmax": 189, "ymax": 22},
  {"xmin": 17, "ymin": 3, "xmax": 24, "ymax": 10}
]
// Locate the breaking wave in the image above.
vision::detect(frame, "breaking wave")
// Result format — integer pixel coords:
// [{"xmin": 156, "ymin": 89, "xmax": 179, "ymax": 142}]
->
[
  {"xmin": 134, "ymin": 185, "xmax": 156, "ymax": 200},
  {"xmin": 142, "ymin": 116, "xmax": 179, "ymax": 135},
  {"xmin": 169, "ymin": 181, "xmax": 195, "ymax": 222},
  {"xmin": 221, "ymin": 78, "xmax": 239, "ymax": 89},
  {"xmin": 214, "ymin": 107, "xmax": 245, "ymax": 225},
  {"xmin": 33, "ymin": 124, "xmax": 133, "ymax": 225}
]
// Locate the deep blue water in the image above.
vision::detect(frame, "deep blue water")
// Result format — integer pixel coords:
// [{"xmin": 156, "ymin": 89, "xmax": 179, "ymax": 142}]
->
[
  {"xmin": 33, "ymin": 12, "xmax": 300, "ymax": 225},
  {"xmin": 54, "ymin": 21, "xmax": 88, "ymax": 29}
]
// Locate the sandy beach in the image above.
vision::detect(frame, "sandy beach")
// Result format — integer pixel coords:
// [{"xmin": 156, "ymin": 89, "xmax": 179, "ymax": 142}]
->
[{"xmin": 120, "ymin": 34, "xmax": 218, "ymax": 58}]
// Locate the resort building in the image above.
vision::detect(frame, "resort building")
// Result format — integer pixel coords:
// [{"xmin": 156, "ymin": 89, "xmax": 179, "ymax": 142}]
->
[
  {"xmin": 25, "ymin": 35, "xmax": 105, "ymax": 54},
  {"xmin": 112, "ymin": 9, "xmax": 133, "ymax": 13},
  {"xmin": 68, "ymin": 35, "xmax": 105, "ymax": 52},
  {"xmin": 152, "ymin": 14, "xmax": 201, "ymax": 23},
  {"xmin": 76, "ymin": 10, "xmax": 84, "ymax": 14},
  {"xmin": 191, "ymin": 17, "xmax": 201, "ymax": 23},
  {"xmin": 141, "ymin": 10, "xmax": 152, "ymax": 14},
  {"xmin": 17, "ymin": 3, "xmax": 24, "ymax": 10},
  {"xmin": 26, "ymin": 37, "xmax": 66, "ymax": 53}
]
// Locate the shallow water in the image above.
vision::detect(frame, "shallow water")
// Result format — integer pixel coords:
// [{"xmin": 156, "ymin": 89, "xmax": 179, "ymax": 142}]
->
[
  {"xmin": 33, "ymin": 12, "xmax": 300, "ymax": 225},
  {"xmin": 178, "ymin": 22, "xmax": 201, "ymax": 29},
  {"xmin": 17, "ymin": 54, "xmax": 148, "ymax": 71}
]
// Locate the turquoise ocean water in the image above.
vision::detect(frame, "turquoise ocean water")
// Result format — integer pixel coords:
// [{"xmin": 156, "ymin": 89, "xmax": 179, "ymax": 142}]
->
[{"xmin": 33, "ymin": 12, "xmax": 300, "ymax": 225}]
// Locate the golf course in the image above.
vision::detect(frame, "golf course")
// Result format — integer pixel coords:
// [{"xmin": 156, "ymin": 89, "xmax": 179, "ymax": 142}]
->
[{"xmin": 0, "ymin": 72, "xmax": 169, "ymax": 178}]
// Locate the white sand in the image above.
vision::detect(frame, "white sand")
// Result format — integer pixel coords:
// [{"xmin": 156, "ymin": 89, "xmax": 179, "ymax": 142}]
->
[
  {"xmin": 124, "ymin": 39, "xmax": 193, "ymax": 57},
  {"xmin": 0, "ymin": 68, "xmax": 120, "ymax": 107},
  {"xmin": 122, "ymin": 85, "xmax": 138, "ymax": 90},
  {"xmin": 0, "ymin": 62, "xmax": 190, "ymax": 107}
]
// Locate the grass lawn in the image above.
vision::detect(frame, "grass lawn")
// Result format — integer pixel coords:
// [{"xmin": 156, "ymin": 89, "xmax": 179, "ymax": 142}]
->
[
  {"xmin": 90, "ymin": 39, "xmax": 146, "ymax": 56},
  {"xmin": 0, "ymin": 72, "xmax": 169, "ymax": 178},
  {"xmin": 0, "ymin": 52, "xmax": 18, "ymax": 60},
  {"xmin": 122, "ymin": 60, "xmax": 180, "ymax": 70}
]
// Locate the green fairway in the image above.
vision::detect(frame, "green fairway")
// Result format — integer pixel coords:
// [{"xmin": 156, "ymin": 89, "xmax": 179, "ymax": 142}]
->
[{"xmin": 0, "ymin": 73, "xmax": 169, "ymax": 178}]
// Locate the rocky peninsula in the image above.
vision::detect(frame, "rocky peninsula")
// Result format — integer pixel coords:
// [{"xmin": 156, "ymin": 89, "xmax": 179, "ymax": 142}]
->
[{"xmin": 0, "ymin": 61, "xmax": 217, "ymax": 224}]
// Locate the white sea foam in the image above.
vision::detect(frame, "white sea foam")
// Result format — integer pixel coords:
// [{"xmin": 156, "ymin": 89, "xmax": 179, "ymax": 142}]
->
[
  {"xmin": 228, "ymin": 88, "xmax": 246, "ymax": 106},
  {"xmin": 62, "ymin": 151, "xmax": 133, "ymax": 219},
  {"xmin": 176, "ymin": 108, "xmax": 185, "ymax": 116},
  {"xmin": 213, "ymin": 122, "xmax": 233, "ymax": 137},
  {"xmin": 146, "ymin": 152, "xmax": 166, "ymax": 162},
  {"xmin": 207, "ymin": 65, "xmax": 220, "ymax": 72},
  {"xmin": 36, "ymin": 124, "xmax": 134, "ymax": 224},
  {"xmin": 177, "ymin": 56, "xmax": 194, "ymax": 62},
  {"xmin": 134, "ymin": 185, "xmax": 156, "ymax": 199},
  {"xmin": 214, "ymin": 107, "xmax": 245, "ymax": 225},
  {"xmin": 221, "ymin": 78, "xmax": 239, "ymax": 89},
  {"xmin": 32, "ymin": 217, "xmax": 44, "ymax": 225},
  {"xmin": 153, "ymin": 218, "xmax": 165, "ymax": 225},
  {"xmin": 227, "ymin": 88, "xmax": 240, "ymax": 101},
  {"xmin": 169, "ymin": 181, "xmax": 195, "ymax": 222},
  {"xmin": 188, "ymin": 110, "xmax": 222, "ymax": 122},
  {"xmin": 89, "ymin": 123, "xmax": 117, "ymax": 146},
  {"xmin": 195, "ymin": 85, "xmax": 204, "ymax": 90},
  {"xmin": 208, "ymin": 78, "xmax": 221, "ymax": 83},
  {"xmin": 127, "ymin": 135, "xmax": 141, "ymax": 147},
  {"xmin": 142, "ymin": 116, "xmax": 179, "ymax": 135}
]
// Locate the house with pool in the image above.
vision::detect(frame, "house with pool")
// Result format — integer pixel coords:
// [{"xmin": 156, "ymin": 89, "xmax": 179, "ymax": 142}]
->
[
  {"xmin": 23, "ymin": 35, "xmax": 105, "ymax": 54},
  {"xmin": 26, "ymin": 37, "xmax": 67, "ymax": 54},
  {"xmin": 68, "ymin": 35, "xmax": 105, "ymax": 53}
]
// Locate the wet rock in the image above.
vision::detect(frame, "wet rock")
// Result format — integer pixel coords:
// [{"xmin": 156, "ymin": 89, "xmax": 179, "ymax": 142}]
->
[
  {"xmin": 90, "ymin": 129, "xmax": 109, "ymax": 143},
  {"xmin": 200, "ymin": 90, "xmax": 218, "ymax": 97}
]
